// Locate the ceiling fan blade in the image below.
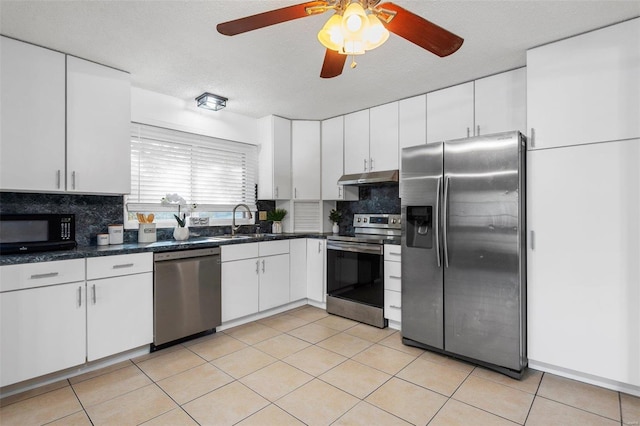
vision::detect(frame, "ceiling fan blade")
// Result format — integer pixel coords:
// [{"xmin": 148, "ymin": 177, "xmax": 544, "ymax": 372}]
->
[
  {"xmin": 217, "ymin": 1, "xmax": 328, "ymax": 36},
  {"xmin": 320, "ymin": 49, "xmax": 347, "ymax": 78},
  {"xmin": 378, "ymin": 2, "xmax": 463, "ymax": 57}
]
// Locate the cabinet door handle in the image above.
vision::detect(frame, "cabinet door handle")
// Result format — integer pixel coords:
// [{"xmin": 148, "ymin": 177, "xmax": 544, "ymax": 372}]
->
[
  {"xmin": 466, "ymin": 127, "xmax": 470, "ymax": 138},
  {"xmin": 363, "ymin": 158, "xmax": 367, "ymax": 171},
  {"xmin": 30, "ymin": 272, "xmax": 59, "ymax": 279},
  {"xmin": 294, "ymin": 188, "xmax": 297, "ymax": 198},
  {"xmin": 370, "ymin": 158, "xmax": 374, "ymax": 170},
  {"xmin": 56, "ymin": 170, "xmax": 61, "ymax": 189},
  {"xmin": 92, "ymin": 284, "xmax": 97, "ymax": 305},
  {"xmin": 389, "ymin": 305, "xmax": 401, "ymax": 309},
  {"xmin": 256, "ymin": 260, "xmax": 259, "ymax": 274},
  {"xmin": 275, "ymin": 186, "xmax": 279, "ymax": 198},
  {"xmin": 78, "ymin": 286, "xmax": 83, "ymax": 307},
  {"xmin": 530, "ymin": 230, "xmax": 535, "ymax": 250},
  {"xmin": 530, "ymin": 128, "xmax": 536, "ymax": 148},
  {"xmin": 338, "ymin": 187, "xmax": 342, "ymax": 198},
  {"xmin": 318, "ymin": 241, "xmax": 321, "ymax": 253},
  {"xmin": 477, "ymin": 125, "xmax": 480, "ymax": 136},
  {"xmin": 388, "ymin": 252, "xmax": 401, "ymax": 257},
  {"xmin": 262, "ymin": 259, "xmax": 265, "ymax": 273},
  {"xmin": 112, "ymin": 263, "xmax": 134, "ymax": 269},
  {"xmin": 71, "ymin": 171, "xmax": 76, "ymax": 190},
  {"xmin": 389, "ymin": 275, "xmax": 401, "ymax": 279}
]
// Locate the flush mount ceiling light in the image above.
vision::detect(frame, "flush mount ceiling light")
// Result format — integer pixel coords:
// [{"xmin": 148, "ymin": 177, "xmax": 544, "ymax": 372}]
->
[
  {"xmin": 216, "ymin": 0, "xmax": 463, "ymax": 79},
  {"xmin": 195, "ymin": 92, "xmax": 228, "ymax": 111}
]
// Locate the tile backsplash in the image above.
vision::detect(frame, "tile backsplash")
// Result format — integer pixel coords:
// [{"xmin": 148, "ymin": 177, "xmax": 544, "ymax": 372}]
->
[
  {"xmin": 0, "ymin": 192, "xmax": 276, "ymax": 246},
  {"xmin": 336, "ymin": 183, "xmax": 400, "ymax": 234}
]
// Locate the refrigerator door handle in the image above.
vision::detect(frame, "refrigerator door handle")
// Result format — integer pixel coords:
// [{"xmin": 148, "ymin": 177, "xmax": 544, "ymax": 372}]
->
[
  {"xmin": 435, "ymin": 177, "xmax": 442, "ymax": 267},
  {"xmin": 443, "ymin": 176, "xmax": 450, "ymax": 268}
]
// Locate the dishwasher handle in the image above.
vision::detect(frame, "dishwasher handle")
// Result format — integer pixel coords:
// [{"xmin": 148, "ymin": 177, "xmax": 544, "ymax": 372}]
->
[{"xmin": 154, "ymin": 247, "xmax": 220, "ymax": 262}]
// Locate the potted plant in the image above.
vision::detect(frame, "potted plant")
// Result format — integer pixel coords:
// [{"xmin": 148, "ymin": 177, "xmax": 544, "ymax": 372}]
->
[
  {"xmin": 173, "ymin": 211, "xmax": 189, "ymax": 241},
  {"xmin": 267, "ymin": 208, "xmax": 287, "ymax": 233},
  {"xmin": 329, "ymin": 209, "xmax": 342, "ymax": 234}
]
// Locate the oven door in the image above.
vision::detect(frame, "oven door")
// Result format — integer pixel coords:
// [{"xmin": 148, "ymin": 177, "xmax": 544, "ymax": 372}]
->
[{"xmin": 326, "ymin": 241, "xmax": 384, "ymax": 308}]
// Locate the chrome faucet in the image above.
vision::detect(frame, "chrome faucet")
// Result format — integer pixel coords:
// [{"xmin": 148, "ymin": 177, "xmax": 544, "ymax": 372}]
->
[{"xmin": 232, "ymin": 204, "xmax": 253, "ymax": 236}]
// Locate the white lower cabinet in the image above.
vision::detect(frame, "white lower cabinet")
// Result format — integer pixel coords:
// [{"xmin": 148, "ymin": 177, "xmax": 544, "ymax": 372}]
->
[
  {"xmin": 85, "ymin": 253, "xmax": 153, "ymax": 362},
  {"xmin": 221, "ymin": 241, "xmax": 290, "ymax": 322},
  {"xmin": 0, "ymin": 253, "xmax": 152, "ymax": 387},
  {"xmin": 289, "ymin": 239, "xmax": 308, "ymax": 302},
  {"xmin": 383, "ymin": 245, "xmax": 402, "ymax": 327},
  {"xmin": 306, "ymin": 239, "xmax": 326, "ymax": 304},
  {"xmin": 0, "ymin": 281, "xmax": 86, "ymax": 387}
]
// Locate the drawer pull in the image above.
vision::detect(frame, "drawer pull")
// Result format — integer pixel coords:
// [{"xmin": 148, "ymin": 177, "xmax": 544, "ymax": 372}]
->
[
  {"xmin": 112, "ymin": 263, "xmax": 134, "ymax": 269},
  {"xmin": 389, "ymin": 305, "xmax": 401, "ymax": 309},
  {"xmin": 77, "ymin": 286, "xmax": 82, "ymax": 307},
  {"xmin": 389, "ymin": 275, "xmax": 401, "ymax": 280},
  {"xmin": 30, "ymin": 272, "xmax": 59, "ymax": 279},
  {"xmin": 388, "ymin": 252, "xmax": 401, "ymax": 256},
  {"xmin": 92, "ymin": 284, "xmax": 97, "ymax": 304}
]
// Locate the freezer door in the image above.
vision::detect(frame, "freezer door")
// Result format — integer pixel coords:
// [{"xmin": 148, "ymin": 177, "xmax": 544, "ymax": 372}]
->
[
  {"xmin": 443, "ymin": 132, "xmax": 525, "ymax": 371},
  {"xmin": 401, "ymin": 143, "xmax": 444, "ymax": 349}
]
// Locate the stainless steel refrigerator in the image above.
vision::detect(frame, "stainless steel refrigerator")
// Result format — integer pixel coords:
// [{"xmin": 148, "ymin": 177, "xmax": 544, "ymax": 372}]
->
[{"xmin": 401, "ymin": 131, "xmax": 527, "ymax": 378}]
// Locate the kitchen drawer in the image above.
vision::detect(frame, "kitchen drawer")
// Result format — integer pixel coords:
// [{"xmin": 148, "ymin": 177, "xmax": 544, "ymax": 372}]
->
[
  {"xmin": 0, "ymin": 259, "xmax": 85, "ymax": 292},
  {"xmin": 87, "ymin": 252, "xmax": 153, "ymax": 280},
  {"xmin": 259, "ymin": 240, "xmax": 289, "ymax": 257},
  {"xmin": 384, "ymin": 261, "xmax": 401, "ymax": 291},
  {"xmin": 221, "ymin": 242, "xmax": 259, "ymax": 262},
  {"xmin": 384, "ymin": 244, "xmax": 401, "ymax": 261},
  {"xmin": 384, "ymin": 290, "xmax": 402, "ymax": 322}
]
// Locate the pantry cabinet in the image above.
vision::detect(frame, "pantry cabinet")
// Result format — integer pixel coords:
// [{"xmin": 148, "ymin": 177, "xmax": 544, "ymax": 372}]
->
[
  {"xmin": 426, "ymin": 82, "xmax": 474, "ymax": 144},
  {"xmin": 0, "ymin": 37, "xmax": 131, "ymax": 195},
  {"xmin": 0, "ymin": 36, "xmax": 66, "ymax": 192},
  {"xmin": 258, "ymin": 115, "xmax": 292, "ymax": 200},
  {"xmin": 86, "ymin": 253, "xmax": 153, "ymax": 361},
  {"xmin": 527, "ymin": 18, "xmax": 640, "ymax": 149},
  {"xmin": 321, "ymin": 116, "xmax": 358, "ymax": 200},
  {"xmin": 527, "ymin": 139, "xmax": 640, "ymax": 387},
  {"xmin": 66, "ymin": 56, "xmax": 131, "ymax": 194},
  {"xmin": 291, "ymin": 120, "xmax": 321, "ymax": 200},
  {"xmin": 0, "ymin": 259, "xmax": 86, "ymax": 387}
]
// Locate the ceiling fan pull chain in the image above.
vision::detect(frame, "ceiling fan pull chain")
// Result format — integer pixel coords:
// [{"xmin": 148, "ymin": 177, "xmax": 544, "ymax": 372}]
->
[{"xmin": 350, "ymin": 55, "xmax": 357, "ymax": 69}]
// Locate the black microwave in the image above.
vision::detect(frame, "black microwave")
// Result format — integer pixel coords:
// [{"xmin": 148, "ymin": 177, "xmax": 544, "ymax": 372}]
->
[{"xmin": 0, "ymin": 214, "xmax": 77, "ymax": 254}]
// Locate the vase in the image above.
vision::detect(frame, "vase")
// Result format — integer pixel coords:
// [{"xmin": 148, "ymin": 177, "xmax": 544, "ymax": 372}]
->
[
  {"xmin": 332, "ymin": 223, "xmax": 340, "ymax": 234},
  {"xmin": 173, "ymin": 226, "xmax": 189, "ymax": 241},
  {"xmin": 272, "ymin": 221, "xmax": 282, "ymax": 234}
]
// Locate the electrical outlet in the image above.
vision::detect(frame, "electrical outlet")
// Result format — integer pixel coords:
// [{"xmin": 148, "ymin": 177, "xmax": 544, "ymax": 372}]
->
[{"xmin": 259, "ymin": 211, "xmax": 267, "ymax": 221}]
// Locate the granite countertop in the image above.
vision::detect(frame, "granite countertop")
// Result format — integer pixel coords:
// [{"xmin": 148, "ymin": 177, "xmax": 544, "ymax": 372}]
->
[{"xmin": 0, "ymin": 233, "xmax": 331, "ymax": 266}]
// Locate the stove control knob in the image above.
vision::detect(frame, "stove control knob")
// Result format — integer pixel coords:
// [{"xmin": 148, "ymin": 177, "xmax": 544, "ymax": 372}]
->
[
  {"xmin": 357, "ymin": 218, "xmax": 361, "ymax": 223},
  {"xmin": 363, "ymin": 218, "xmax": 368, "ymax": 223},
  {"xmin": 391, "ymin": 219, "xmax": 397, "ymax": 224}
]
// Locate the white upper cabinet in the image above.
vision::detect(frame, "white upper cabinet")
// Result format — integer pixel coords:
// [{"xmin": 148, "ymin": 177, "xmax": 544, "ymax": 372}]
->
[
  {"xmin": 399, "ymin": 94, "xmax": 427, "ymax": 152},
  {"xmin": 1, "ymin": 37, "xmax": 66, "ymax": 192},
  {"xmin": 527, "ymin": 18, "xmax": 640, "ymax": 149},
  {"xmin": 66, "ymin": 56, "xmax": 131, "ymax": 194},
  {"xmin": 321, "ymin": 116, "xmax": 357, "ymax": 200},
  {"xmin": 369, "ymin": 102, "xmax": 399, "ymax": 171},
  {"xmin": 344, "ymin": 109, "xmax": 370, "ymax": 174},
  {"xmin": 426, "ymin": 82, "xmax": 474, "ymax": 143},
  {"xmin": 258, "ymin": 115, "xmax": 292, "ymax": 200},
  {"xmin": 291, "ymin": 120, "xmax": 321, "ymax": 200},
  {"xmin": 475, "ymin": 68, "xmax": 527, "ymax": 136}
]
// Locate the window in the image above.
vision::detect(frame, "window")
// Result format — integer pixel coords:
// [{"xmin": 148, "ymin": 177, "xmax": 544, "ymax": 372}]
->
[{"xmin": 126, "ymin": 123, "xmax": 258, "ymax": 229}]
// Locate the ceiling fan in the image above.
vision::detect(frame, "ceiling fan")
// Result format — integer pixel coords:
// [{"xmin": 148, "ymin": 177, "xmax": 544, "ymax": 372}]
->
[{"xmin": 216, "ymin": 0, "xmax": 464, "ymax": 78}]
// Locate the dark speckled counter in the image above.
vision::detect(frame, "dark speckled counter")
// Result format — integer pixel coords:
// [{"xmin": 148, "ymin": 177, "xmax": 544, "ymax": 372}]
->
[{"xmin": 0, "ymin": 233, "xmax": 331, "ymax": 266}]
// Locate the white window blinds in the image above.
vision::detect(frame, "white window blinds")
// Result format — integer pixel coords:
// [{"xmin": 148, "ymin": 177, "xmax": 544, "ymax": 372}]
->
[{"xmin": 128, "ymin": 123, "xmax": 258, "ymax": 211}]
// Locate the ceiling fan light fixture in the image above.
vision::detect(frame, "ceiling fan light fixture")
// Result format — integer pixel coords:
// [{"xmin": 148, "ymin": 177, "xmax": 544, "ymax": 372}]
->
[
  {"xmin": 364, "ymin": 13, "xmax": 389, "ymax": 50},
  {"xmin": 195, "ymin": 92, "xmax": 227, "ymax": 111},
  {"xmin": 342, "ymin": 2, "xmax": 367, "ymax": 36},
  {"xmin": 318, "ymin": 13, "xmax": 344, "ymax": 51}
]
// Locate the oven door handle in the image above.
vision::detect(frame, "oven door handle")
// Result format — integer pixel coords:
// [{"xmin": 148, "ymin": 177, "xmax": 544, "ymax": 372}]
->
[{"xmin": 327, "ymin": 241, "xmax": 383, "ymax": 255}]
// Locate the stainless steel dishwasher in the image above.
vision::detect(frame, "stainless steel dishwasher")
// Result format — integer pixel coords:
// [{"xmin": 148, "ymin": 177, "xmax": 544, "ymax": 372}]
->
[{"xmin": 153, "ymin": 247, "xmax": 221, "ymax": 349}]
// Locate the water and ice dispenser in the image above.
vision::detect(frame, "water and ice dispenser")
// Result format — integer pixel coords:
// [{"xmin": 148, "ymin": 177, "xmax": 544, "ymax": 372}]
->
[{"xmin": 405, "ymin": 206, "xmax": 433, "ymax": 249}]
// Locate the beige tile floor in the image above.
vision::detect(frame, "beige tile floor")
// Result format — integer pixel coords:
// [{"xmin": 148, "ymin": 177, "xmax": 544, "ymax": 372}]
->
[{"xmin": 1, "ymin": 305, "xmax": 639, "ymax": 426}]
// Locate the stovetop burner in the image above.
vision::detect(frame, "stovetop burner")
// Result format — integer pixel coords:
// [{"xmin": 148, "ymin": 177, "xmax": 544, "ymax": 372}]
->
[{"xmin": 327, "ymin": 213, "xmax": 401, "ymax": 244}]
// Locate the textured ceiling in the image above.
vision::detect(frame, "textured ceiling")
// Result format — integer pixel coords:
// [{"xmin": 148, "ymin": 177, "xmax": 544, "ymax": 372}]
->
[{"xmin": 1, "ymin": 1, "xmax": 638, "ymax": 120}]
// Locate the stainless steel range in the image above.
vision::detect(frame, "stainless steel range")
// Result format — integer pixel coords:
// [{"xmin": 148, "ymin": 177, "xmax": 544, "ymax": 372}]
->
[{"xmin": 326, "ymin": 213, "xmax": 401, "ymax": 328}]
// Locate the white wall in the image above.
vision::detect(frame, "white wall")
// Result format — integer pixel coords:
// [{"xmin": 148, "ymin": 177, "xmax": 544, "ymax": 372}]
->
[{"xmin": 130, "ymin": 87, "xmax": 258, "ymax": 144}]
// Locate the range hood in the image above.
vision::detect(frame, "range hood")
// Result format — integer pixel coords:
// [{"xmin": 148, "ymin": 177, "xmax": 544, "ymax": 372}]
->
[{"xmin": 338, "ymin": 169, "xmax": 399, "ymax": 186}]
